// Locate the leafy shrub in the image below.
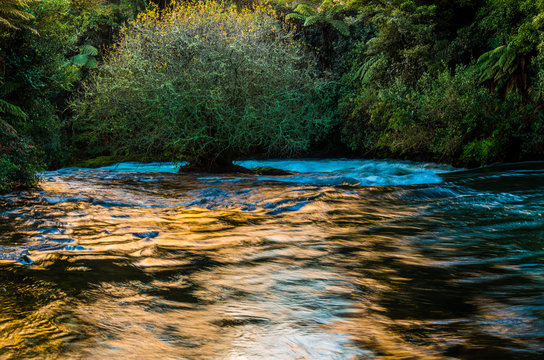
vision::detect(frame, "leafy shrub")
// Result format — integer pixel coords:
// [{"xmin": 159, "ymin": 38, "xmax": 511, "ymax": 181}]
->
[
  {"xmin": 340, "ymin": 67, "xmax": 534, "ymax": 166},
  {"xmin": 0, "ymin": 119, "xmax": 41, "ymax": 192},
  {"xmin": 0, "ymin": 0, "xmax": 154, "ymax": 174},
  {"xmin": 71, "ymin": 0, "xmax": 333, "ymax": 170}
]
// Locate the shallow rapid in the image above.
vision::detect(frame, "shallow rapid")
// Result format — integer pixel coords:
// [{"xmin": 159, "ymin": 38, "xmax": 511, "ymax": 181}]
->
[{"xmin": 0, "ymin": 159, "xmax": 543, "ymax": 359}]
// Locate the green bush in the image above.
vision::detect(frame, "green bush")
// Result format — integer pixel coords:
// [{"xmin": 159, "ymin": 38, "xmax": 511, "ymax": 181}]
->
[
  {"xmin": 340, "ymin": 66, "xmax": 535, "ymax": 166},
  {"xmin": 0, "ymin": 119, "xmax": 41, "ymax": 192},
  {"xmin": 71, "ymin": 1, "xmax": 333, "ymax": 170},
  {"xmin": 0, "ymin": 0, "xmax": 154, "ymax": 174}
]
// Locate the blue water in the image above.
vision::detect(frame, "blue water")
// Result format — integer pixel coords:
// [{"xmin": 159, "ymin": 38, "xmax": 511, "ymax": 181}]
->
[
  {"xmin": 0, "ymin": 159, "xmax": 542, "ymax": 359},
  {"xmin": 86, "ymin": 158, "xmax": 450, "ymax": 186}
]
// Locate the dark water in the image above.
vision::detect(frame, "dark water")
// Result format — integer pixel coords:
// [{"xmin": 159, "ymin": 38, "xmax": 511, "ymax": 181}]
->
[{"xmin": 0, "ymin": 159, "xmax": 543, "ymax": 359}]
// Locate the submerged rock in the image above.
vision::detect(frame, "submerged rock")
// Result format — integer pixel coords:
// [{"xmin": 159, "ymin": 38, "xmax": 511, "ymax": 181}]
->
[
  {"xmin": 250, "ymin": 166, "xmax": 293, "ymax": 176},
  {"xmin": 178, "ymin": 162, "xmax": 293, "ymax": 175}
]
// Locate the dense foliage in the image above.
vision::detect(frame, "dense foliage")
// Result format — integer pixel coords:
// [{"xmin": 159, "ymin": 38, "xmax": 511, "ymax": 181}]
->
[
  {"xmin": 71, "ymin": 1, "xmax": 333, "ymax": 169},
  {"xmin": 326, "ymin": 0, "xmax": 544, "ymax": 165},
  {"xmin": 1, "ymin": 0, "xmax": 544, "ymax": 190},
  {"xmin": 0, "ymin": 0, "xmax": 150, "ymax": 190}
]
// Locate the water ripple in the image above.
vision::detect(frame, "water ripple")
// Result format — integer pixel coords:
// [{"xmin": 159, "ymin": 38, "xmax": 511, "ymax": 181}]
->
[{"xmin": 0, "ymin": 160, "xmax": 543, "ymax": 359}]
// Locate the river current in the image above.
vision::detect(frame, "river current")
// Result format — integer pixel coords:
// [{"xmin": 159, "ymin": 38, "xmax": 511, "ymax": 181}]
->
[{"xmin": 0, "ymin": 159, "xmax": 543, "ymax": 359}]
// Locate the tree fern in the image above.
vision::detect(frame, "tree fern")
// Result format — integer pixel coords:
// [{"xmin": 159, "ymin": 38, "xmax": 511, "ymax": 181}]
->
[
  {"xmin": 330, "ymin": 19, "xmax": 350, "ymax": 36},
  {"xmin": 286, "ymin": 0, "xmax": 350, "ymax": 36},
  {"xmin": 304, "ymin": 15, "xmax": 321, "ymax": 27},
  {"xmin": 474, "ymin": 41, "xmax": 536, "ymax": 103},
  {"xmin": 0, "ymin": 0, "xmax": 37, "ymax": 35},
  {"xmin": 476, "ymin": 45, "xmax": 520, "ymax": 85},
  {"xmin": 69, "ymin": 44, "xmax": 99, "ymax": 73},
  {"xmin": 293, "ymin": 4, "xmax": 317, "ymax": 17},
  {"xmin": 0, "ymin": 98, "xmax": 26, "ymax": 118},
  {"xmin": 80, "ymin": 44, "xmax": 98, "ymax": 56}
]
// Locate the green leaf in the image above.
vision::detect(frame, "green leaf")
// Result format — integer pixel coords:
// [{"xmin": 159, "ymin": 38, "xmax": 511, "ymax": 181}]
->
[
  {"xmin": 80, "ymin": 44, "xmax": 98, "ymax": 56},
  {"xmin": 294, "ymin": 4, "xmax": 317, "ymax": 17},
  {"xmin": 330, "ymin": 20, "xmax": 350, "ymax": 36},
  {"xmin": 285, "ymin": 13, "xmax": 306, "ymax": 21},
  {"xmin": 0, "ymin": 81, "xmax": 21, "ymax": 96},
  {"xmin": 304, "ymin": 15, "xmax": 321, "ymax": 27},
  {"xmin": 0, "ymin": 99, "xmax": 27, "ymax": 118},
  {"xmin": 86, "ymin": 58, "xmax": 98, "ymax": 69},
  {"xmin": 329, "ymin": 4, "xmax": 345, "ymax": 16},
  {"xmin": 477, "ymin": 51, "xmax": 492, "ymax": 64},
  {"xmin": 71, "ymin": 54, "xmax": 89, "ymax": 66}
]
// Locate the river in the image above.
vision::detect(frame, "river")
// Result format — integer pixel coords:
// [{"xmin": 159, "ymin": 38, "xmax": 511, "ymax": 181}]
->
[{"xmin": 0, "ymin": 159, "xmax": 543, "ymax": 359}]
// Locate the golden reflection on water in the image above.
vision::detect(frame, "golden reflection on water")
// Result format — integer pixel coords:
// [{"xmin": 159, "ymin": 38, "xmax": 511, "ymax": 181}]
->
[{"xmin": 1, "ymin": 167, "xmax": 543, "ymax": 359}]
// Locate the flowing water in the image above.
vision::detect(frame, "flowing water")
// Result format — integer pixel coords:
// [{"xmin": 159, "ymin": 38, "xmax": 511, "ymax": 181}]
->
[{"xmin": 0, "ymin": 159, "xmax": 543, "ymax": 359}]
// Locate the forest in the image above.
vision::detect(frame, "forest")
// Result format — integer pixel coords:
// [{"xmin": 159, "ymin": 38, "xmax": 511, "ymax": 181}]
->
[{"xmin": 1, "ymin": 0, "xmax": 544, "ymax": 191}]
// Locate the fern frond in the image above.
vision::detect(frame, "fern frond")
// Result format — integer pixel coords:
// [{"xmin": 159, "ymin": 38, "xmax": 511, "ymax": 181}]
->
[
  {"xmin": 321, "ymin": 0, "xmax": 334, "ymax": 8},
  {"xmin": 71, "ymin": 54, "xmax": 89, "ymax": 66},
  {"xmin": 501, "ymin": 52, "xmax": 517, "ymax": 73},
  {"xmin": 354, "ymin": 55, "xmax": 381, "ymax": 83},
  {"xmin": 476, "ymin": 51, "xmax": 491, "ymax": 64},
  {"xmin": 0, "ymin": 0, "xmax": 37, "ymax": 35},
  {"xmin": 80, "ymin": 44, "xmax": 98, "ymax": 56},
  {"xmin": 0, "ymin": 8, "xmax": 34, "ymax": 21},
  {"xmin": 0, "ymin": 99, "xmax": 27, "ymax": 118},
  {"xmin": 330, "ymin": 19, "xmax": 350, "ymax": 36},
  {"xmin": 477, "ymin": 45, "xmax": 508, "ymax": 81},
  {"xmin": 325, "ymin": 4, "xmax": 345, "ymax": 21},
  {"xmin": 285, "ymin": 13, "xmax": 306, "ymax": 21},
  {"xmin": 86, "ymin": 58, "xmax": 98, "ymax": 69},
  {"xmin": 294, "ymin": 4, "xmax": 317, "ymax": 17},
  {"xmin": 304, "ymin": 15, "xmax": 321, "ymax": 27},
  {"xmin": 496, "ymin": 53, "xmax": 508, "ymax": 69},
  {"xmin": 361, "ymin": 57, "xmax": 385, "ymax": 85},
  {"xmin": 0, "ymin": 17, "xmax": 16, "ymax": 30},
  {"xmin": 0, "ymin": 81, "xmax": 21, "ymax": 96}
]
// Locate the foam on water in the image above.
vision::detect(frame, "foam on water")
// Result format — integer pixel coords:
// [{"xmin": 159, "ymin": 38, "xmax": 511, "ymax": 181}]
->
[
  {"xmin": 82, "ymin": 159, "xmax": 452, "ymax": 187},
  {"xmin": 236, "ymin": 158, "xmax": 453, "ymax": 174},
  {"xmin": 241, "ymin": 159, "xmax": 450, "ymax": 186},
  {"xmin": 96, "ymin": 162, "xmax": 184, "ymax": 173}
]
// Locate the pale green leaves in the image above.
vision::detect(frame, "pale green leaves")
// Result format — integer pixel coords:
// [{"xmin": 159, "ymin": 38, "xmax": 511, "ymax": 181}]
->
[
  {"xmin": 286, "ymin": 1, "xmax": 350, "ymax": 36},
  {"xmin": 69, "ymin": 44, "xmax": 99, "ymax": 71},
  {"xmin": 475, "ymin": 44, "xmax": 522, "ymax": 87},
  {"xmin": 0, "ymin": 0, "xmax": 38, "ymax": 36},
  {"xmin": 304, "ymin": 15, "xmax": 321, "ymax": 26},
  {"xmin": 290, "ymin": 4, "xmax": 316, "ymax": 18}
]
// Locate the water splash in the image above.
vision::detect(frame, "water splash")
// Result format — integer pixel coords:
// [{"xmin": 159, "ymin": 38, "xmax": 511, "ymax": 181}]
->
[{"xmin": 85, "ymin": 158, "xmax": 451, "ymax": 186}]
